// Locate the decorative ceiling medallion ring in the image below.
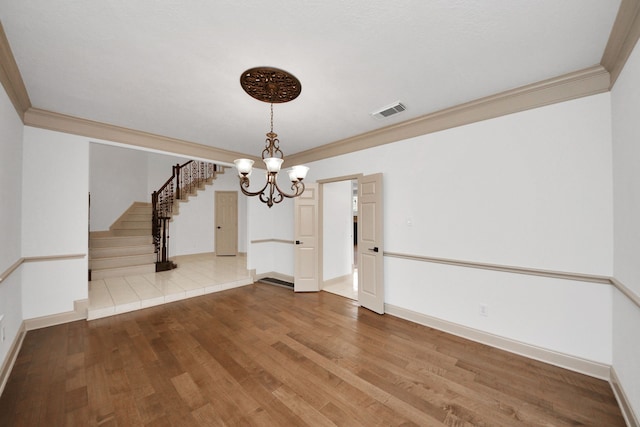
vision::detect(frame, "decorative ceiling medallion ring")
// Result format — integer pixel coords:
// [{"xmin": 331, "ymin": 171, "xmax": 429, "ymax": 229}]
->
[{"xmin": 240, "ymin": 67, "xmax": 302, "ymax": 103}]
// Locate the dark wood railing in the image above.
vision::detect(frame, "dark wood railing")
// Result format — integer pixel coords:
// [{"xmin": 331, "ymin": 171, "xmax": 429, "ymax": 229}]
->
[{"xmin": 152, "ymin": 160, "xmax": 218, "ymax": 271}]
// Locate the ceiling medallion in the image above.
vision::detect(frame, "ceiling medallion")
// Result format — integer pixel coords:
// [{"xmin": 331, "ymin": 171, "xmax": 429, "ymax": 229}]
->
[
  {"xmin": 234, "ymin": 67, "xmax": 309, "ymax": 208},
  {"xmin": 240, "ymin": 67, "xmax": 302, "ymax": 103}
]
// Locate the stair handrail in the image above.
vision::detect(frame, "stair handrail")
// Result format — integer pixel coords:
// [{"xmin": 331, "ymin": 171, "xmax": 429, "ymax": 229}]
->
[{"xmin": 152, "ymin": 160, "xmax": 218, "ymax": 270}]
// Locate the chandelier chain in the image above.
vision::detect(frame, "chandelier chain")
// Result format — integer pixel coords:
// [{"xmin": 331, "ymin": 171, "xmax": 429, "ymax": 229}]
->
[{"xmin": 270, "ymin": 103, "xmax": 274, "ymax": 134}]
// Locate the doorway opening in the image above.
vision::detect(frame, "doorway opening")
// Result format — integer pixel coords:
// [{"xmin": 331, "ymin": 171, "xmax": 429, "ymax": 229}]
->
[{"xmin": 322, "ymin": 179, "xmax": 358, "ymax": 300}]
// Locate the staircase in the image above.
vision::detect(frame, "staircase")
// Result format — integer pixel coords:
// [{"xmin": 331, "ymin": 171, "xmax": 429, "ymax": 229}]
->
[
  {"xmin": 89, "ymin": 203, "xmax": 156, "ymax": 280},
  {"xmin": 89, "ymin": 161, "xmax": 221, "ymax": 280}
]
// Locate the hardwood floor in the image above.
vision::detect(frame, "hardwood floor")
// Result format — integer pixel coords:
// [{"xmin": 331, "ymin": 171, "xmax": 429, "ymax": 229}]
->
[{"xmin": 0, "ymin": 283, "xmax": 625, "ymax": 426}]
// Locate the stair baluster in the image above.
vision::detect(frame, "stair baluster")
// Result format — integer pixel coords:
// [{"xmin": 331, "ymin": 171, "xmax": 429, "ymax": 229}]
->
[{"xmin": 152, "ymin": 160, "xmax": 218, "ymax": 271}]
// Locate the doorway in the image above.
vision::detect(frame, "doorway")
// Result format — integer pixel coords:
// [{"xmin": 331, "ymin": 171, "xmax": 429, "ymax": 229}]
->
[
  {"xmin": 321, "ymin": 179, "xmax": 358, "ymax": 300},
  {"xmin": 215, "ymin": 191, "xmax": 238, "ymax": 256}
]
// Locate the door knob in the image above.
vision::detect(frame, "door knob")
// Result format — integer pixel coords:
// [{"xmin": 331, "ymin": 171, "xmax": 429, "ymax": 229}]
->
[
  {"xmin": 217, "ymin": 226, "xmax": 221, "ymax": 229},
  {"xmin": 295, "ymin": 240, "xmax": 303, "ymax": 245},
  {"xmin": 368, "ymin": 247, "xmax": 379, "ymax": 252}
]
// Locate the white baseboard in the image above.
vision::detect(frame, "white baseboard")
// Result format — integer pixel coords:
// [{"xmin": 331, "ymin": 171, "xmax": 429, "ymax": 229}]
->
[
  {"xmin": 385, "ymin": 303, "xmax": 611, "ymax": 380},
  {"xmin": 0, "ymin": 321, "xmax": 26, "ymax": 397},
  {"xmin": 1, "ymin": 299, "xmax": 88, "ymax": 396},
  {"xmin": 611, "ymin": 367, "xmax": 639, "ymax": 427},
  {"xmin": 24, "ymin": 299, "xmax": 88, "ymax": 331}
]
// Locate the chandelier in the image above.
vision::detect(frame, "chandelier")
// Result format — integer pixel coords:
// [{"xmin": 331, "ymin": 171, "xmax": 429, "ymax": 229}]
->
[{"xmin": 234, "ymin": 67, "xmax": 309, "ymax": 208}]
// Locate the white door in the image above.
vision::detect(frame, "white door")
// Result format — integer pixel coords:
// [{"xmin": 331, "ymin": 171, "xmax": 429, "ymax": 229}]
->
[
  {"xmin": 294, "ymin": 183, "xmax": 319, "ymax": 292},
  {"xmin": 215, "ymin": 191, "xmax": 238, "ymax": 256},
  {"xmin": 358, "ymin": 173, "xmax": 384, "ymax": 313}
]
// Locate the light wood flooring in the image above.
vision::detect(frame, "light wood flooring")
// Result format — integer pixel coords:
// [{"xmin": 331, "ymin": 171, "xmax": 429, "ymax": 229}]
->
[{"xmin": 0, "ymin": 283, "xmax": 625, "ymax": 426}]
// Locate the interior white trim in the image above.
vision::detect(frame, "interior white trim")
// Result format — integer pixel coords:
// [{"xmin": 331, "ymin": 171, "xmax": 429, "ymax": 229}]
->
[
  {"xmin": 23, "ymin": 299, "xmax": 88, "ymax": 331},
  {"xmin": 0, "ymin": 321, "xmax": 26, "ymax": 397},
  {"xmin": 0, "ymin": 258, "xmax": 22, "ymax": 284},
  {"xmin": 250, "ymin": 239, "xmax": 294, "ymax": 245},
  {"xmin": 610, "ymin": 277, "xmax": 640, "ymax": 309},
  {"xmin": 611, "ymin": 366, "xmax": 640, "ymax": 427},
  {"xmin": 0, "ymin": 254, "xmax": 86, "ymax": 284},
  {"xmin": 287, "ymin": 66, "xmax": 610, "ymax": 166},
  {"xmin": 384, "ymin": 251, "xmax": 611, "ymax": 284},
  {"xmin": 384, "ymin": 251, "xmax": 640, "ymax": 310},
  {"xmin": 385, "ymin": 303, "xmax": 611, "ymax": 380},
  {"xmin": 0, "ymin": 22, "xmax": 30, "ymax": 120},
  {"xmin": 601, "ymin": 0, "xmax": 640, "ymax": 87},
  {"xmin": 24, "ymin": 107, "xmax": 259, "ymax": 165}
]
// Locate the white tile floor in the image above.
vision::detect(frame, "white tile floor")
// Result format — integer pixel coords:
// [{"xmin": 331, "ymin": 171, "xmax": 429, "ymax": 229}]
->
[
  {"xmin": 322, "ymin": 269, "xmax": 358, "ymax": 300},
  {"xmin": 88, "ymin": 253, "xmax": 253, "ymax": 320}
]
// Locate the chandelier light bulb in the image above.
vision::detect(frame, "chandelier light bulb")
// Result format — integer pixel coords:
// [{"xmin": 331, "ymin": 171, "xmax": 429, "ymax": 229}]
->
[
  {"xmin": 264, "ymin": 157, "xmax": 283, "ymax": 173},
  {"xmin": 234, "ymin": 158, "xmax": 254, "ymax": 176},
  {"xmin": 291, "ymin": 165, "xmax": 309, "ymax": 181}
]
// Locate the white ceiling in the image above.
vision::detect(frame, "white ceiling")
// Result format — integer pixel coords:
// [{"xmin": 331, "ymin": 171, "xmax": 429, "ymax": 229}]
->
[{"xmin": 0, "ymin": 1, "xmax": 621, "ymax": 158}]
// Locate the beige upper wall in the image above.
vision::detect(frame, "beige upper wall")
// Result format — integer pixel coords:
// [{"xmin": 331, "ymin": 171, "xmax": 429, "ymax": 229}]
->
[{"xmin": 0, "ymin": 1, "xmax": 639, "ymax": 164}]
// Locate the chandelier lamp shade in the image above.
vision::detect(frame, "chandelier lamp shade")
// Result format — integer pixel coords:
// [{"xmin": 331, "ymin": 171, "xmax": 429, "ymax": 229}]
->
[{"xmin": 234, "ymin": 67, "xmax": 309, "ymax": 208}]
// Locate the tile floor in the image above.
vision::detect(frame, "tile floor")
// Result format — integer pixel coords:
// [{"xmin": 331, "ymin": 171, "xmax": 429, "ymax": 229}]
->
[
  {"xmin": 88, "ymin": 253, "xmax": 253, "ymax": 320},
  {"xmin": 322, "ymin": 269, "xmax": 358, "ymax": 301}
]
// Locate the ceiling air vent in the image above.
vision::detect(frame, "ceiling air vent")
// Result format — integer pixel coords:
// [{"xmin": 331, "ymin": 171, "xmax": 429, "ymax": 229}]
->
[{"xmin": 371, "ymin": 101, "xmax": 406, "ymax": 119}]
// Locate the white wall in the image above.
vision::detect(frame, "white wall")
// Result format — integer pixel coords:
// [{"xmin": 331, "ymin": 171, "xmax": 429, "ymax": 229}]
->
[
  {"xmin": 0, "ymin": 83, "xmax": 25, "ymax": 372},
  {"xmin": 21, "ymin": 127, "xmax": 89, "ymax": 318},
  {"xmin": 323, "ymin": 180, "xmax": 353, "ymax": 281},
  {"xmin": 90, "ymin": 143, "xmax": 150, "ymax": 230},
  {"xmin": 169, "ymin": 167, "xmax": 248, "ymax": 256},
  {"xmin": 247, "ymin": 192, "xmax": 294, "ymax": 276},
  {"xmin": 296, "ymin": 93, "xmax": 614, "ymax": 364},
  {"xmin": 611, "ymin": 36, "xmax": 640, "ymax": 421}
]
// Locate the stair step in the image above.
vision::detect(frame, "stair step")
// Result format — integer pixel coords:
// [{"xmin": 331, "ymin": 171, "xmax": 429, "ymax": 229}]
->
[
  {"xmin": 112, "ymin": 229, "xmax": 151, "ymax": 236},
  {"xmin": 90, "ymin": 244, "xmax": 155, "ymax": 259},
  {"xmin": 90, "ymin": 253, "xmax": 157, "ymax": 270},
  {"xmin": 90, "ymin": 235, "xmax": 152, "ymax": 248},
  {"xmin": 90, "ymin": 264, "xmax": 156, "ymax": 280},
  {"xmin": 122, "ymin": 214, "xmax": 150, "ymax": 222},
  {"xmin": 90, "ymin": 230, "xmax": 114, "ymax": 238},
  {"xmin": 130, "ymin": 207, "xmax": 152, "ymax": 215},
  {"xmin": 115, "ymin": 221, "xmax": 151, "ymax": 230}
]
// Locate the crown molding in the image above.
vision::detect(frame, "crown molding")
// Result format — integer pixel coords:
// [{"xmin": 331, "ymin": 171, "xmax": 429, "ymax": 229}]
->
[
  {"xmin": 287, "ymin": 65, "xmax": 610, "ymax": 165},
  {"xmin": 601, "ymin": 0, "xmax": 640, "ymax": 88},
  {"xmin": 3, "ymin": 2, "xmax": 639, "ymax": 164},
  {"xmin": 23, "ymin": 107, "xmax": 261, "ymax": 165},
  {"xmin": 0, "ymin": 21, "xmax": 31, "ymax": 120}
]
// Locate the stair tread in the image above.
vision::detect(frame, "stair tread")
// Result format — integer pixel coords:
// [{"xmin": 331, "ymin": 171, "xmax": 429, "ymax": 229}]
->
[
  {"xmin": 90, "ymin": 245, "xmax": 155, "ymax": 256},
  {"xmin": 91, "ymin": 253, "xmax": 156, "ymax": 260}
]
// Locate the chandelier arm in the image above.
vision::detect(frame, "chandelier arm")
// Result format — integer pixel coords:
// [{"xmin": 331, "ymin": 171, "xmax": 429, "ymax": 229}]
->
[
  {"xmin": 238, "ymin": 176, "xmax": 270, "ymax": 198},
  {"xmin": 272, "ymin": 179, "xmax": 306, "ymax": 199}
]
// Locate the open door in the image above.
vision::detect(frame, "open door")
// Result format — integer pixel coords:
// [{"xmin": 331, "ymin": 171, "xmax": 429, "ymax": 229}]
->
[
  {"xmin": 215, "ymin": 191, "xmax": 238, "ymax": 256},
  {"xmin": 294, "ymin": 183, "xmax": 319, "ymax": 292},
  {"xmin": 358, "ymin": 173, "xmax": 384, "ymax": 313}
]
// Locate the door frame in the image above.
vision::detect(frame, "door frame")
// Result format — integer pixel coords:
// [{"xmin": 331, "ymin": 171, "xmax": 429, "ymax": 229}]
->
[
  {"xmin": 317, "ymin": 173, "xmax": 364, "ymax": 296},
  {"xmin": 293, "ymin": 183, "xmax": 319, "ymax": 292},
  {"xmin": 215, "ymin": 190, "xmax": 238, "ymax": 256}
]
